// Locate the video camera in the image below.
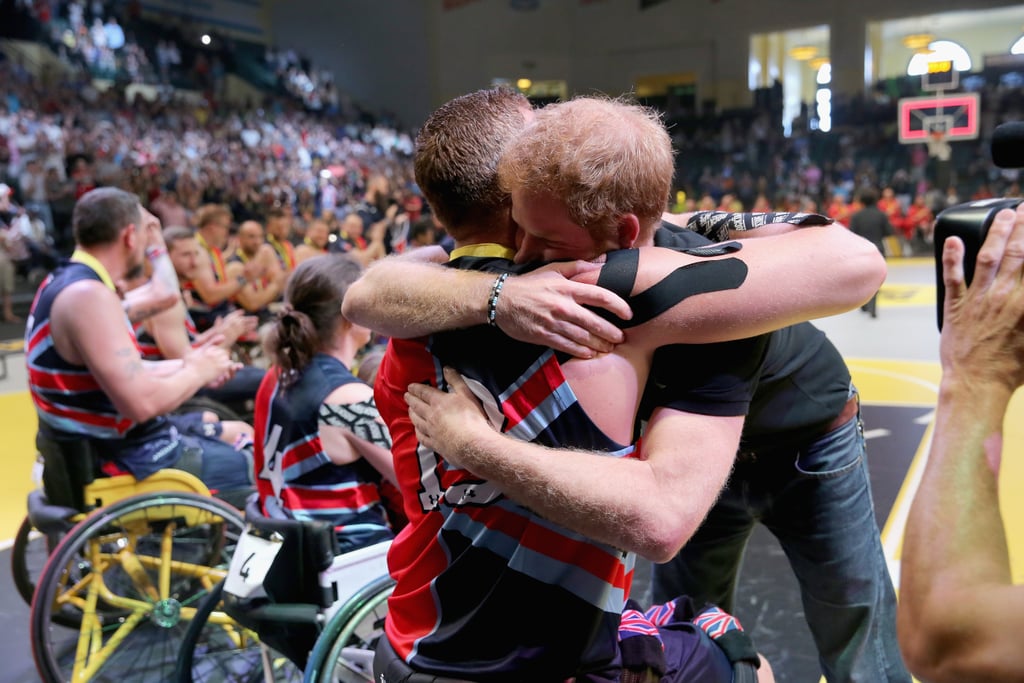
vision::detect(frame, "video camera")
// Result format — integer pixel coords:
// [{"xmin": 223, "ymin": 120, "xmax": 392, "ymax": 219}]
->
[{"xmin": 934, "ymin": 122, "xmax": 1024, "ymax": 329}]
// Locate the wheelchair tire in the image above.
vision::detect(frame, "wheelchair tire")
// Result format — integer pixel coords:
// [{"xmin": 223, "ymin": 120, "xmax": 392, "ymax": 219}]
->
[
  {"xmin": 174, "ymin": 394, "xmax": 244, "ymax": 422},
  {"xmin": 30, "ymin": 491, "xmax": 244, "ymax": 683},
  {"xmin": 175, "ymin": 578, "xmax": 303, "ymax": 683},
  {"xmin": 11, "ymin": 516, "xmax": 95, "ymax": 630},
  {"xmin": 303, "ymin": 575, "xmax": 395, "ymax": 683},
  {"xmin": 733, "ymin": 660, "xmax": 759, "ymax": 683},
  {"xmin": 12, "ymin": 515, "xmax": 54, "ymax": 607}
]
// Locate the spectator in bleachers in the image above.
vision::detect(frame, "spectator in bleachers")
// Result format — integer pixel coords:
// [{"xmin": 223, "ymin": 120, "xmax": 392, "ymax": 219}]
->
[
  {"xmin": 0, "ymin": 183, "xmax": 23, "ymax": 322},
  {"xmin": 294, "ymin": 217, "xmax": 329, "ymax": 264},
  {"xmin": 17, "ymin": 155, "xmax": 53, "ymax": 233},
  {"xmin": 264, "ymin": 205, "xmax": 296, "ymax": 275},
  {"xmin": 225, "ymin": 219, "xmax": 286, "ymax": 324}
]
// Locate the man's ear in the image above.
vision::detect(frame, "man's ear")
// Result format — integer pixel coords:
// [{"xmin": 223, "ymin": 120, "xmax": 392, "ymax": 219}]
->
[
  {"xmin": 123, "ymin": 223, "xmax": 138, "ymax": 250},
  {"xmin": 617, "ymin": 214, "xmax": 641, "ymax": 248}
]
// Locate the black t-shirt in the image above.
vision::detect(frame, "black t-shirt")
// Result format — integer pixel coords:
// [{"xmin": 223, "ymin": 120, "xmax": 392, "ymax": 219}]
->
[{"xmin": 645, "ymin": 222, "xmax": 850, "ymax": 448}]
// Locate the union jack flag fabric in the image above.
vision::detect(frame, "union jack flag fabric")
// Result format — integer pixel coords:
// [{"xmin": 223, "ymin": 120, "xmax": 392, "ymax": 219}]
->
[{"xmin": 694, "ymin": 605, "xmax": 745, "ymax": 639}]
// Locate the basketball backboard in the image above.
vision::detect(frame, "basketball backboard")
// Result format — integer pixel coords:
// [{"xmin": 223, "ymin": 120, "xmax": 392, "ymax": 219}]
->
[{"xmin": 898, "ymin": 93, "xmax": 979, "ymax": 144}]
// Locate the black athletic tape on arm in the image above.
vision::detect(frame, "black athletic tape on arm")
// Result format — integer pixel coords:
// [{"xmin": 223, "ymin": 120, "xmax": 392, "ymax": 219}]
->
[
  {"xmin": 319, "ymin": 399, "xmax": 393, "ymax": 449},
  {"xmin": 592, "ymin": 247, "xmax": 748, "ymax": 328},
  {"xmin": 687, "ymin": 211, "xmax": 834, "ymax": 242}
]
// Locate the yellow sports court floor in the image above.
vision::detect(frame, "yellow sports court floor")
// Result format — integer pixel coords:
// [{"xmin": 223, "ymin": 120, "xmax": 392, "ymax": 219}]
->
[{"xmin": 0, "ymin": 257, "xmax": 1020, "ymax": 681}]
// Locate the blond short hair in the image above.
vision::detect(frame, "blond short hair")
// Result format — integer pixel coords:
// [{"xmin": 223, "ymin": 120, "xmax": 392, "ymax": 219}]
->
[{"xmin": 498, "ymin": 96, "xmax": 673, "ymax": 243}]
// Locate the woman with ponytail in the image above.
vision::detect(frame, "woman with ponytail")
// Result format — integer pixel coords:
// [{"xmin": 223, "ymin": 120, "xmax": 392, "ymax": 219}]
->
[{"xmin": 254, "ymin": 254, "xmax": 398, "ymax": 552}]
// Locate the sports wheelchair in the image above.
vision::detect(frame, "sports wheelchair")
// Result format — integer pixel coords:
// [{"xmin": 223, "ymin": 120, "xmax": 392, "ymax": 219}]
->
[
  {"xmin": 21, "ymin": 430, "xmax": 249, "ymax": 682},
  {"xmin": 175, "ymin": 494, "xmax": 393, "ymax": 683},
  {"xmin": 13, "ymin": 398, "xmax": 252, "ymax": 610}
]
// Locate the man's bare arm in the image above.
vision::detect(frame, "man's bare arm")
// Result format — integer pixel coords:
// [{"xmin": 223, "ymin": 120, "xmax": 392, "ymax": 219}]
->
[
  {"xmin": 405, "ymin": 368, "xmax": 739, "ymax": 562},
  {"xmin": 343, "ymin": 255, "xmax": 633, "ymax": 358},
  {"xmin": 605, "ymin": 224, "xmax": 886, "ymax": 347},
  {"xmin": 898, "ymin": 206, "xmax": 1024, "ymax": 683},
  {"xmin": 190, "ymin": 255, "xmax": 244, "ymax": 306},
  {"xmin": 145, "ymin": 299, "xmax": 193, "ymax": 359},
  {"xmin": 52, "ymin": 281, "xmax": 237, "ymax": 422}
]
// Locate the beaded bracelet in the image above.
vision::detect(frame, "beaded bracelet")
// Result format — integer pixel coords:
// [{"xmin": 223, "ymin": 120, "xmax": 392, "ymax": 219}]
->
[{"xmin": 487, "ymin": 272, "xmax": 509, "ymax": 327}]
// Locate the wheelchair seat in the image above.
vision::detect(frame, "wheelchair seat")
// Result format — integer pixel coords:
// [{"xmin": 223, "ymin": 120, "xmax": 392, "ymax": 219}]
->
[{"xmin": 28, "ymin": 429, "xmax": 212, "ymax": 534}]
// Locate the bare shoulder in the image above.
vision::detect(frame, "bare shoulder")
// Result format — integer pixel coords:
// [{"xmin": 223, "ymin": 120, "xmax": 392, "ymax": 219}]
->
[
  {"xmin": 50, "ymin": 279, "xmax": 126, "ymax": 362},
  {"xmin": 324, "ymin": 381, "xmax": 375, "ymax": 406},
  {"xmin": 52, "ymin": 278, "xmax": 121, "ymax": 322}
]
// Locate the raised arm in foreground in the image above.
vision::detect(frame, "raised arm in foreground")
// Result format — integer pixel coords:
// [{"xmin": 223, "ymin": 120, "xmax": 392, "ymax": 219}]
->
[{"xmin": 898, "ymin": 204, "xmax": 1024, "ymax": 683}]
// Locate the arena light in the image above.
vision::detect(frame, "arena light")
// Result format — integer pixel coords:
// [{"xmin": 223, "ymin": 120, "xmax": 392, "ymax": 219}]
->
[
  {"xmin": 788, "ymin": 45, "xmax": 818, "ymax": 62},
  {"xmin": 516, "ymin": 78, "xmax": 532, "ymax": 91},
  {"xmin": 902, "ymin": 33, "xmax": 935, "ymax": 52},
  {"xmin": 809, "ymin": 57, "xmax": 830, "ymax": 71},
  {"xmin": 201, "ymin": 34, "xmax": 211, "ymax": 46}
]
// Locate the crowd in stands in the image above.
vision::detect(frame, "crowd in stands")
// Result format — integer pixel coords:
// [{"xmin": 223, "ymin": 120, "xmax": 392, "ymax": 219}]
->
[{"xmin": 3, "ymin": 0, "xmax": 1024, "ymax": 308}]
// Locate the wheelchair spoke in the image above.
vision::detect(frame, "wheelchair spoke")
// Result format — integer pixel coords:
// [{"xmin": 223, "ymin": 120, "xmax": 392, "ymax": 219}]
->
[{"xmin": 32, "ymin": 493, "xmax": 245, "ymax": 683}]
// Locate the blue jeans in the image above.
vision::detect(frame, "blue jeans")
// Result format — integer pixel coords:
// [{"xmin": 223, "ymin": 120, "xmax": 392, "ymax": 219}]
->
[{"xmin": 651, "ymin": 395, "xmax": 911, "ymax": 683}]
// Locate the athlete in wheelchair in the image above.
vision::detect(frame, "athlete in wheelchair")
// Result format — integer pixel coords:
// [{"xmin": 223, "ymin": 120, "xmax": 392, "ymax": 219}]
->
[
  {"xmin": 22, "ymin": 187, "xmax": 259, "ymax": 681},
  {"xmin": 176, "ymin": 254, "xmax": 400, "ymax": 682}
]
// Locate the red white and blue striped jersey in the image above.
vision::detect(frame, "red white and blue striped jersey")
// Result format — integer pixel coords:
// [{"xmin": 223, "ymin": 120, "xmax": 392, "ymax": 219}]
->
[
  {"xmin": 376, "ymin": 248, "xmax": 635, "ymax": 682},
  {"xmin": 254, "ymin": 354, "xmax": 392, "ymax": 553},
  {"xmin": 26, "ymin": 260, "xmax": 184, "ymax": 480}
]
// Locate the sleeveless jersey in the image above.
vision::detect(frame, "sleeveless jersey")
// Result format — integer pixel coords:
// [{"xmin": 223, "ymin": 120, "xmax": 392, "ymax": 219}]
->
[
  {"xmin": 376, "ymin": 248, "xmax": 635, "ymax": 682},
  {"xmin": 267, "ymin": 235, "xmax": 296, "ymax": 271},
  {"xmin": 254, "ymin": 353, "xmax": 392, "ymax": 552},
  {"xmin": 184, "ymin": 233, "xmax": 233, "ymax": 332},
  {"xmin": 26, "ymin": 261, "xmax": 184, "ymax": 479}
]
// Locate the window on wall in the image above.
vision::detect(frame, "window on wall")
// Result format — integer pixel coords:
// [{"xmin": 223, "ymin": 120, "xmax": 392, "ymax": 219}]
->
[
  {"xmin": 907, "ymin": 40, "xmax": 972, "ymax": 76},
  {"xmin": 813, "ymin": 63, "xmax": 832, "ymax": 133}
]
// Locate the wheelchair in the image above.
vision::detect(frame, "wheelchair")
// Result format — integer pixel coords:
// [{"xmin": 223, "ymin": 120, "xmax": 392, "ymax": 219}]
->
[
  {"xmin": 175, "ymin": 494, "xmax": 393, "ymax": 683},
  {"xmin": 21, "ymin": 430, "xmax": 249, "ymax": 682},
  {"xmin": 12, "ymin": 406, "xmax": 252, "ymax": 611}
]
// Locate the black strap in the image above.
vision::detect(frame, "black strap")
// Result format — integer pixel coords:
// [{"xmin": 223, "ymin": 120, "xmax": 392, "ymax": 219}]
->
[
  {"xmin": 593, "ymin": 249, "xmax": 748, "ymax": 329},
  {"xmin": 687, "ymin": 211, "xmax": 834, "ymax": 242}
]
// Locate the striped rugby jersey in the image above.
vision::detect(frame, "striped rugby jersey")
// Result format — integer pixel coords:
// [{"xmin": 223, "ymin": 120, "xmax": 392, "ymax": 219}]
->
[
  {"xmin": 26, "ymin": 260, "xmax": 184, "ymax": 479},
  {"xmin": 254, "ymin": 354, "xmax": 392, "ymax": 553},
  {"xmin": 376, "ymin": 247, "xmax": 635, "ymax": 682}
]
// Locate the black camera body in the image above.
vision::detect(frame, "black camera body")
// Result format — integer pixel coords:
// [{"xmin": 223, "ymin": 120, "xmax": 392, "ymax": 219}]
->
[{"xmin": 934, "ymin": 197, "xmax": 1023, "ymax": 329}]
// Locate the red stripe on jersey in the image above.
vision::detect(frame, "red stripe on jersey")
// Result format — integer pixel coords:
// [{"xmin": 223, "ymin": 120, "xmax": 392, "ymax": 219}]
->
[
  {"xmin": 26, "ymin": 320, "xmax": 51, "ymax": 352},
  {"xmin": 459, "ymin": 504, "xmax": 631, "ymax": 591},
  {"xmin": 28, "ymin": 367, "xmax": 102, "ymax": 392},
  {"xmin": 278, "ymin": 482, "xmax": 382, "ymax": 510},
  {"xmin": 502, "ymin": 353, "xmax": 566, "ymax": 432},
  {"xmin": 281, "ymin": 437, "xmax": 321, "ymax": 470},
  {"xmin": 31, "ymin": 393, "xmax": 133, "ymax": 433}
]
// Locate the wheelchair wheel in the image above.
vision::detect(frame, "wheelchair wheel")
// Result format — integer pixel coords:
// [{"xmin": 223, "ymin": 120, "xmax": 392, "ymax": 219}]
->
[
  {"xmin": 175, "ymin": 578, "xmax": 303, "ymax": 683},
  {"xmin": 30, "ymin": 491, "xmax": 244, "ymax": 683},
  {"xmin": 303, "ymin": 575, "xmax": 394, "ymax": 683},
  {"xmin": 11, "ymin": 516, "xmax": 95, "ymax": 630},
  {"xmin": 12, "ymin": 515, "xmax": 58, "ymax": 607}
]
